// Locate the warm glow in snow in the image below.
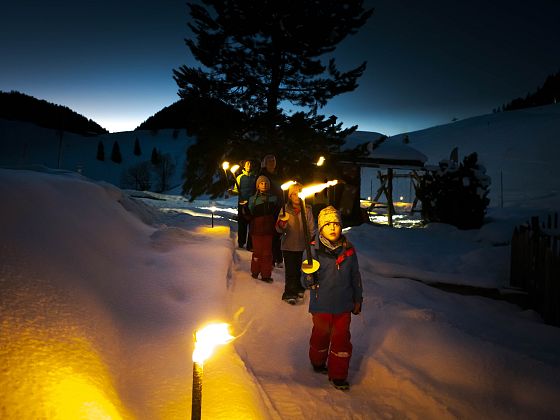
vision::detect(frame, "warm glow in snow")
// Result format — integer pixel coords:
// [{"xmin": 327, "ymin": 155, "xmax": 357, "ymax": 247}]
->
[
  {"xmin": 48, "ymin": 375, "xmax": 124, "ymax": 419},
  {"xmin": 192, "ymin": 323, "xmax": 234, "ymax": 364},
  {"xmin": 197, "ymin": 225, "xmax": 229, "ymax": 235},
  {"xmin": 1, "ymin": 325, "xmax": 129, "ymax": 419}
]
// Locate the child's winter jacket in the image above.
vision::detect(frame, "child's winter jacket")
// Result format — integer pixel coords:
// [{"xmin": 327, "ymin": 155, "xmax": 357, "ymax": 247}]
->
[
  {"xmin": 301, "ymin": 235, "xmax": 363, "ymax": 314},
  {"xmin": 248, "ymin": 192, "xmax": 279, "ymax": 235},
  {"xmin": 275, "ymin": 202, "xmax": 316, "ymax": 251}
]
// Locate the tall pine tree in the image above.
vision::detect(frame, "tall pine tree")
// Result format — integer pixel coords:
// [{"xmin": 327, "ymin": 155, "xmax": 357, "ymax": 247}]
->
[
  {"xmin": 134, "ymin": 137, "xmax": 142, "ymax": 156},
  {"xmin": 111, "ymin": 141, "xmax": 122, "ymax": 163},
  {"xmin": 173, "ymin": 0, "xmax": 373, "ymax": 198},
  {"xmin": 96, "ymin": 141, "xmax": 105, "ymax": 161}
]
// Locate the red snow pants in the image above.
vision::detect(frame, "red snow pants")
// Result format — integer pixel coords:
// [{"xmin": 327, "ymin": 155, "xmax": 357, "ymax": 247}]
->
[
  {"xmin": 251, "ymin": 234, "xmax": 273, "ymax": 278},
  {"xmin": 309, "ymin": 312, "xmax": 352, "ymax": 380}
]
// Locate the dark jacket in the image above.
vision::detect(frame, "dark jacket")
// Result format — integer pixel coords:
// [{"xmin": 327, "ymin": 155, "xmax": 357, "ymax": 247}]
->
[
  {"xmin": 234, "ymin": 170, "xmax": 256, "ymax": 201},
  {"xmin": 301, "ymin": 234, "xmax": 363, "ymax": 314},
  {"xmin": 258, "ymin": 168, "xmax": 283, "ymax": 206},
  {"xmin": 248, "ymin": 191, "xmax": 280, "ymax": 235}
]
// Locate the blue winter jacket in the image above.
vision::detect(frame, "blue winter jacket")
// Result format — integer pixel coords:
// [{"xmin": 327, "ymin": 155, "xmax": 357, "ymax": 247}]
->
[{"xmin": 301, "ymin": 235, "xmax": 363, "ymax": 314}]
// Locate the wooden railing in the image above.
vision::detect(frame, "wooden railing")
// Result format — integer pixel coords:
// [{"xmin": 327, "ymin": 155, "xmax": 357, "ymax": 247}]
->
[{"xmin": 510, "ymin": 213, "xmax": 560, "ymax": 326}]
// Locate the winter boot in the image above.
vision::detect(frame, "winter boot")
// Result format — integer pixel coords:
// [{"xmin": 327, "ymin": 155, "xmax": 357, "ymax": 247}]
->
[
  {"xmin": 260, "ymin": 277, "xmax": 273, "ymax": 283},
  {"xmin": 329, "ymin": 378, "xmax": 349, "ymax": 390},
  {"xmin": 282, "ymin": 295, "xmax": 297, "ymax": 305},
  {"xmin": 312, "ymin": 364, "xmax": 328, "ymax": 374}
]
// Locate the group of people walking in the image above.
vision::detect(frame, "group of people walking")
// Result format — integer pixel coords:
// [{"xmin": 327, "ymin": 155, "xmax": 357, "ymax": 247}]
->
[{"xmin": 231, "ymin": 154, "xmax": 363, "ymax": 390}]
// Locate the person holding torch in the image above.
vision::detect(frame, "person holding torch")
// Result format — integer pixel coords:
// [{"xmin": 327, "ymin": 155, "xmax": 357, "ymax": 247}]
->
[
  {"xmin": 276, "ymin": 182, "xmax": 316, "ymax": 305},
  {"xmin": 232, "ymin": 159, "xmax": 256, "ymax": 251},
  {"xmin": 301, "ymin": 205, "xmax": 363, "ymax": 391},
  {"xmin": 247, "ymin": 175, "xmax": 279, "ymax": 283}
]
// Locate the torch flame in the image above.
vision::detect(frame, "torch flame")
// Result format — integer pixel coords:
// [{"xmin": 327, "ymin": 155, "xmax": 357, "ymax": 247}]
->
[
  {"xmin": 281, "ymin": 180, "xmax": 297, "ymax": 191},
  {"xmin": 230, "ymin": 164, "xmax": 240, "ymax": 174},
  {"xmin": 192, "ymin": 323, "xmax": 234, "ymax": 364},
  {"xmin": 298, "ymin": 180, "xmax": 338, "ymax": 199},
  {"xmin": 316, "ymin": 156, "xmax": 325, "ymax": 166},
  {"xmin": 222, "ymin": 161, "xmax": 230, "ymax": 171}
]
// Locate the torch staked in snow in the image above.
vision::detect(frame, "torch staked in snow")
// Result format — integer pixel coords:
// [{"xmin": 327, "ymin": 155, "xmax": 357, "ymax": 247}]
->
[
  {"xmin": 280, "ymin": 180, "xmax": 296, "ymax": 217},
  {"xmin": 191, "ymin": 323, "xmax": 234, "ymax": 420},
  {"xmin": 209, "ymin": 205, "xmax": 217, "ymax": 228}
]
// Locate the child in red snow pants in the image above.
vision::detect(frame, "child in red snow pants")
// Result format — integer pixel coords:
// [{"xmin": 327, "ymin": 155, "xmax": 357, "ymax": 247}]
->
[
  {"xmin": 309, "ymin": 312, "xmax": 352, "ymax": 380},
  {"xmin": 251, "ymin": 234, "xmax": 274, "ymax": 279}
]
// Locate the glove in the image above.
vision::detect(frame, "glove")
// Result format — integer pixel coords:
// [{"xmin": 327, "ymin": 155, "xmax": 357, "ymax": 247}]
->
[
  {"xmin": 351, "ymin": 302, "xmax": 362, "ymax": 315},
  {"xmin": 276, "ymin": 219, "xmax": 288, "ymax": 230},
  {"xmin": 303, "ymin": 273, "xmax": 319, "ymax": 290}
]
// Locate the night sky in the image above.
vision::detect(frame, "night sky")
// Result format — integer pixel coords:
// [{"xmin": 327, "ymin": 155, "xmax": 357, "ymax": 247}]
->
[{"xmin": 2, "ymin": 0, "xmax": 559, "ymax": 135}]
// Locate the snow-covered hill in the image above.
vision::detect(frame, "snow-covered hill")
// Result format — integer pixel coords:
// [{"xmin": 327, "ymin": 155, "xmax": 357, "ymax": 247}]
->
[{"xmin": 393, "ymin": 104, "xmax": 560, "ymax": 208}]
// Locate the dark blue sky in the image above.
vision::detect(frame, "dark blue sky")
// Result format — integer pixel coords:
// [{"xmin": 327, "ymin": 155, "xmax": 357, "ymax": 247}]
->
[{"xmin": 2, "ymin": 0, "xmax": 559, "ymax": 134}]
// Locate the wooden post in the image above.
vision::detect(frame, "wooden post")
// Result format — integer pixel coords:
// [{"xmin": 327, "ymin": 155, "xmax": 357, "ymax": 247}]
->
[
  {"xmin": 386, "ymin": 168, "xmax": 394, "ymax": 227},
  {"xmin": 191, "ymin": 361, "xmax": 203, "ymax": 420}
]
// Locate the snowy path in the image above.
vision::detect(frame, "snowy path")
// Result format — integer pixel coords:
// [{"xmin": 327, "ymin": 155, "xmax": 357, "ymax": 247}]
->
[
  {"xmin": 226, "ymin": 219, "xmax": 560, "ymax": 419},
  {"xmin": 2, "ymin": 169, "xmax": 560, "ymax": 419},
  {"xmin": 229, "ymin": 248, "xmax": 381, "ymax": 420},
  {"xmin": 227, "ymin": 232, "xmax": 453, "ymax": 419}
]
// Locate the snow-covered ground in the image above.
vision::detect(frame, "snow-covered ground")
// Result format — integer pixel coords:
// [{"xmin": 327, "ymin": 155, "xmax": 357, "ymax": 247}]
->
[
  {"xmin": 1, "ymin": 166, "xmax": 560, "ymax": 419},
  {"xmin": 2, "ymin": 104, "xmax": 560, "ymax": 418}
]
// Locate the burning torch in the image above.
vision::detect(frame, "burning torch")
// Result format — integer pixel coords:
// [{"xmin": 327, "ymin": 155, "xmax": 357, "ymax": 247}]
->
[
  {"xmin": 298, "ymin": 180, "xmax": 338, "ymax": 274},
  {"xmin": 280, "ymin": 180, "xmax": 296, "ymax": 218},
  {"xmin": 191, "ymin": 323, "xmax": 234, "ymax": 420}
]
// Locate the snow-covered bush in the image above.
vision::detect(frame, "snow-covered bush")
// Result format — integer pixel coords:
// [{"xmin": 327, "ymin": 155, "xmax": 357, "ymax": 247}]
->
[{"xmin": 414, "ymin": 152, "xmax": 491, "ymax": 229}]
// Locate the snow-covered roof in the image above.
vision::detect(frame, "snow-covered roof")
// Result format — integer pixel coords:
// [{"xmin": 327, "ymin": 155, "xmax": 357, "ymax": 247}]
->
[{"xmin": 339, "ymin": 132, "xmax": 427, "ymax": 169}]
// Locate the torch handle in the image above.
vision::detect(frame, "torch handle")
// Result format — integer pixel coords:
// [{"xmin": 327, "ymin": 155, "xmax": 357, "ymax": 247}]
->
[
  {"xmin": 192, "ymin": 361, "xmax": 203, "ymax": 420},
  {"xmin": 299, "ymin": 198, "xmax": 313, "ymax": 264}
]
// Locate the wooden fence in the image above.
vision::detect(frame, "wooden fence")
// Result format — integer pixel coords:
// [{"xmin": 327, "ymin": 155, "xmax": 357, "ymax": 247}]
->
[{"xmin": 510, "ymin": 213, "xmax": 560, "ymax": 326}]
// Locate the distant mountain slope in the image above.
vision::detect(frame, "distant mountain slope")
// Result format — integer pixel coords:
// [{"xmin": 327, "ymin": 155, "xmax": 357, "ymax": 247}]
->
[
  {"xmin": 136, "ymin": 99, "xmax": 193, "ymax": 130},
  {"xmin": 136, "ymin": 97, "xmax": 243, "ymax": 131},
  {"xmin": 0, "ymin": 90, "xmax": 108, "ymax": 135}
]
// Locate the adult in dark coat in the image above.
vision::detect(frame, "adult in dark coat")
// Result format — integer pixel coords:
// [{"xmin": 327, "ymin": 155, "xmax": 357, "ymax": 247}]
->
[
  {"xmin": 259, "ymin": 154, "xmax": 284, "ymax": 266},
  {"xmin": 233, "ymin": 159, "xmax": 256, "ymax": 250}
]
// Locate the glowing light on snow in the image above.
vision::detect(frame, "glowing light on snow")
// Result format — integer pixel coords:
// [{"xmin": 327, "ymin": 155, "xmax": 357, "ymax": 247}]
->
[{"xmin": 1, "ymin": 327, "xmax": 129, "ymax": 418}]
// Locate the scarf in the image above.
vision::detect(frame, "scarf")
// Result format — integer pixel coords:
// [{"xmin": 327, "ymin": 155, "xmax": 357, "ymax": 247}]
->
[{"xmin": 319, "ymin": 234, "xmax": 355, "ymax": 269}]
